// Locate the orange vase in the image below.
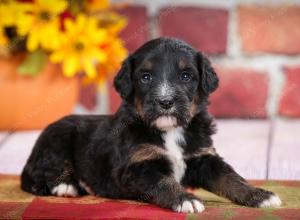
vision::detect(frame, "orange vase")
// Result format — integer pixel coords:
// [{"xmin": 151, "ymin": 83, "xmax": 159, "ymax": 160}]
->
[{"xmin": 0, "ymin": 55, "xmax": 79, "ymax": 130}]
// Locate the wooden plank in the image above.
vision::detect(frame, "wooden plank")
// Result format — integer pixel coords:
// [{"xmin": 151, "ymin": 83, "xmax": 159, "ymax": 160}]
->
[
  {"xmin": 269, "ymin": 119, "xmax": 300, "ymax": 180},
  {"xmin": 0, "ymin": 132, "xmax": 10, "ymax": 147},
  {"xmin": 0, "ymin": 131, "xmax": 41, "ymax": 174},
  {"xmin": 0, "ymin": 120, "xmax": 275, "ymax": 180},
  {"xmin": 213, "ymin": 120, "xmax": 270, "ymax": 179}
]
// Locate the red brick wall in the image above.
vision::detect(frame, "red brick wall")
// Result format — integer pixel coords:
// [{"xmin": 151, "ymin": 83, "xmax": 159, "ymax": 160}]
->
[{"xmin": 81, "ymin": 4, "xmax": 300, "ymax": 118}]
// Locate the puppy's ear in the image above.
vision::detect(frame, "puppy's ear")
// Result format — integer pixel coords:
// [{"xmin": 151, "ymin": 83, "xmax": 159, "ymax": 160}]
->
[
  {"xmin": 197, "ymin": 52, "xmax": 219, "ymax": 95},
  {"xmin": 114, "ymin": 56, "xmax": 133, "ymax": 100}
]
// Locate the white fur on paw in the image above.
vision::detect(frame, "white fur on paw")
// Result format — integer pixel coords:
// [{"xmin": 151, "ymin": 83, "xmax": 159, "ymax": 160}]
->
[
  {"xmin": 259, "ymin": 194, "xmax": 282, "ymax": 208},
  {"xmin": 51, "ymin": 183, "xmax": 78, "ymax": 197},
  {"xmin": 174, "ymin": 199, "xmax": 205, "ymax": 213},
  {"xmin": 192, "ymin": 199, "xmax": 205, "ymax": 213}
]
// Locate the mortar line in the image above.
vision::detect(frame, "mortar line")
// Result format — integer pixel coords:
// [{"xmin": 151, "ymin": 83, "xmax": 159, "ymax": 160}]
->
[
  {"xmin": 265, "ymin": 117, "xmax": 275, "ymax": 180},
  {"xmin": 0, "ymin": 131, "xmax": 14, "ymax": 150}
]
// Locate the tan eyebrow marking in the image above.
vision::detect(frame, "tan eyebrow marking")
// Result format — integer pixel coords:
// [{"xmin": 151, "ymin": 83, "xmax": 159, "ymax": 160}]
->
[
  {"xmin": 142, "ymin": 60, "xmax": 153, "ymax": 70},
  {"xmin": 178, "ymin": 59, "xmax": 188, "ymax": 69}
]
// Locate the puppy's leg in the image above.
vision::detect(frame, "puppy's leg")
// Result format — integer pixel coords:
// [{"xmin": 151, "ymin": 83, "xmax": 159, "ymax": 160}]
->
[
  {"xmin": 21, "ymin": 121, "xmax": 82, "ymax": 197},
  {"xmin": 182, "ymin": 150, "xmax": 281, "ymax": 208},
  {"xmin": 115, "ymin": 145, "xmax": 204, "ymax": 213}
]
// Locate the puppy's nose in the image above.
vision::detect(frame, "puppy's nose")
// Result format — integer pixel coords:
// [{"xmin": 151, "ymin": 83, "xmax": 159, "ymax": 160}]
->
[{"xmin": 158, "ymin": 98, "xmax": 174, "ymax": 109}]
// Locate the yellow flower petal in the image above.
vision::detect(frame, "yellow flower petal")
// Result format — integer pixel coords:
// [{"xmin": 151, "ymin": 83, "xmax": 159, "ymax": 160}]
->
[
  {"xmin": 63, "ymin": 55, "xmax": 79, "ymax": 77},
  {"xmin": 50, "ymin": 50, "xmax": 65, "ymax": 62},
  {"xmin": 83, "ymin": 58, "xmax": 97, "ymax": 78},
  {"xmin": 50, "ymin": 0, "xmax": 68, "ymax": 13},
  {"xmin": 27, "ymin": 31, "xmax": 39, "ymax": 51},
  {"xmin": 0, "ymin": 34, "xmax": 7, "ymax": 46},
  {"xmin": 77, "ymin": 14, "xmax": 86, "ymax": 31},
  {"xmin": 64, "ymin": 19, "xmax": 76, "ymax": 35},
  {"xmin": 86, "ymin": 0, "xmax": 110, "ymax": 12},
  {"xmin": 36, "ymin": 0, "xmax": 67, "ymax": 13},
  {"xmin": 16, "ymin": 15, "xmax": 34, "ymax": 36},
  {"xmin": 92, "ymin": 49, "xmax": 107, "ymax": 63}
]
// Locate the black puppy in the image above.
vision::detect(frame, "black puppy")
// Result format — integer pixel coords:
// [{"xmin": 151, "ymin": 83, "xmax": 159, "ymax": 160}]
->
[{"xmin": 21, "ymin": 38, "xmax": 281, "ymax": 213}]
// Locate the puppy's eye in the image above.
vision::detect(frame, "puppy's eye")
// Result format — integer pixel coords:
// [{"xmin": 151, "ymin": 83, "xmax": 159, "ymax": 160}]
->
[
  {"xmin": 141, "ymin": 72, "xmax": 152, "ymax": 84},
  {"xmin": 180, "ymin": 71, "xmax": 192, "ymax": 82}
]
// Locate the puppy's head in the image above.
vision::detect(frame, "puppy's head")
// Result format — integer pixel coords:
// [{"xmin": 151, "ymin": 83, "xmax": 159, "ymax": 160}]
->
[{"xmin": 114, "ymin": 38, "xmax": 218, "ymax": 130}]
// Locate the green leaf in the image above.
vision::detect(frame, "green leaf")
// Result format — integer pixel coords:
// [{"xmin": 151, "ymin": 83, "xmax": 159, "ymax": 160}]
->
[{"xmin": 17, "ymin": 50, "xmax": 47, "ymax": 76}]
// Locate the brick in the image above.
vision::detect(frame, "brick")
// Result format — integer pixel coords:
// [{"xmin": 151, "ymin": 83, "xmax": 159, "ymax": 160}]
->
[
  {"xmin": 279, "ymin": 66, "xmax": 300, "ymax": 117},
  {"xmin": 209, "ymin": 68, "xmax": 269, "ymax": 118},
  {"xmin": 118, "ymin": 6, "xmax": 148, "ymax": 52},
  {"xmin": 159, "ymin": 7, "xmax": 228, "ymax": 54},
  {"xmin": 78, "ymin": 83, "xmax": 97, "ymax": 111},
  {"xmin": 238, "ymin": 6, "xmax": 300, "ymax": 54}
]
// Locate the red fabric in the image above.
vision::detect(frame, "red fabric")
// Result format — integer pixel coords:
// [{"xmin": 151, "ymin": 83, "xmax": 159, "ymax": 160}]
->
[
  {"xmin": 22, "ymin": 198, "xmax": 185, "ymax": 220},
  {"xmin": 0, "ymin": 175, "xmax": 300, "ymax": 219}
]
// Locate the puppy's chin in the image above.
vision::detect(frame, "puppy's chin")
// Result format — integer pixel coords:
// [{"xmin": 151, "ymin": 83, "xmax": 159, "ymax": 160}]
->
[{"xmin": 153, "ymin": 116, "xmax": 178, "ymax": 130}]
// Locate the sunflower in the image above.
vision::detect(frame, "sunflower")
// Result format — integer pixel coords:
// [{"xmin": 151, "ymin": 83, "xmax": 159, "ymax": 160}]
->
[
  {"xmin": 95, "ymin": 38, "xmax": 127, "ymax": 85},
  {"xmin": 96, "ymin": 11, "xmax": 127, "ymax": 36},
  {"xmin": 17, "ymin": 0, "xmax": 68, "ymax": 51},
  {"xmin": 82, "ymin": 36, "xmax": 127, "ymax": 90},
  {"xmin": 81, "ymin": 11, "xmax": 127, "ymax": 86},
  {"xmin": 0, "ymin": 0, "xmax": 30, "ymax": 46},
  {"xmin": 50, "ymin": 14, "xmax": 108, "ymax": 78}
]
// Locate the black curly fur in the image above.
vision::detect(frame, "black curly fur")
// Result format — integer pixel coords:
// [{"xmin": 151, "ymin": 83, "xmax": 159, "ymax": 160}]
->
[{"xmin": 21, "ymin": 37, "xmax": 277, "ymax": 211}]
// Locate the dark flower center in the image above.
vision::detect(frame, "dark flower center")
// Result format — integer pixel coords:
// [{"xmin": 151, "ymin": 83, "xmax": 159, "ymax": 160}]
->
[
  {"xmin": 0, "ymin": 0, "xmax": 10, "ymax": 4},
  {"xmin": 40, "ymin": 11, "xmax": 51, "ymax": 21},
  {"xmin": 74, "ymin": 42, "xmax": 84, "ymax": 51}
]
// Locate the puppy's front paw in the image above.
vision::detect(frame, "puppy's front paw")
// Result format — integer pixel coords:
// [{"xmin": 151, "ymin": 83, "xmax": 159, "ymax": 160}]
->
[
  {"xmin": 245, "ymin": 188, "xmax": 281, "ymax": 208},
  {"xmin": 259, "ymin": 194, "xmax": 282, "ymax": 208},
  {"xmin": 51, "ymin": 183, "xmax": 78, "ymax": 197},
  {"xmin": 173, "ymin": 194, "xmax": 205, "ymax": 213}
]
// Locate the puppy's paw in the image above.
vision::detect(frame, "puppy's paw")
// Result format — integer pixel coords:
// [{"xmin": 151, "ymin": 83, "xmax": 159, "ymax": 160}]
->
[
  {"xmin": 51, "ymin": 183, "xmax": 78, "ymax": 197},
  {"xmin": 259, "ymin": 194, "xmax": 282, "ymax": 208},
  {"xmin": 244, "ymin": 188, "xmax": 281, "ymax": 208},
  {"xmin": 173, "ymin": 194, "xmax": 205, "ymax": 213}
]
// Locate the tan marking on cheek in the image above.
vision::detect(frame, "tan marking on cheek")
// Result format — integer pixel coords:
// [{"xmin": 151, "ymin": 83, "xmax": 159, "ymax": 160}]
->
[
  {"xmin": 134, "ymin": 97, "xmax": 145, "ymax": 118},
  {"xmin": 130, "ymin": 144, "xmax": 166, "ymax": 163},
  {"xmin": 189, "ymin": 97, "xmax": 200, "ymax": 117},
  {"xmin": 190, "ymin": 102, "xmax": 197, "ymax": 117}
]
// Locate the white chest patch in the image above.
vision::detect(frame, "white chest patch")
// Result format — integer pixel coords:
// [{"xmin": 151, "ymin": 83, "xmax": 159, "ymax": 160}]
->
[{"xmin": 163, "ymin": 127, "xmax": 186, "ymax": 182}]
